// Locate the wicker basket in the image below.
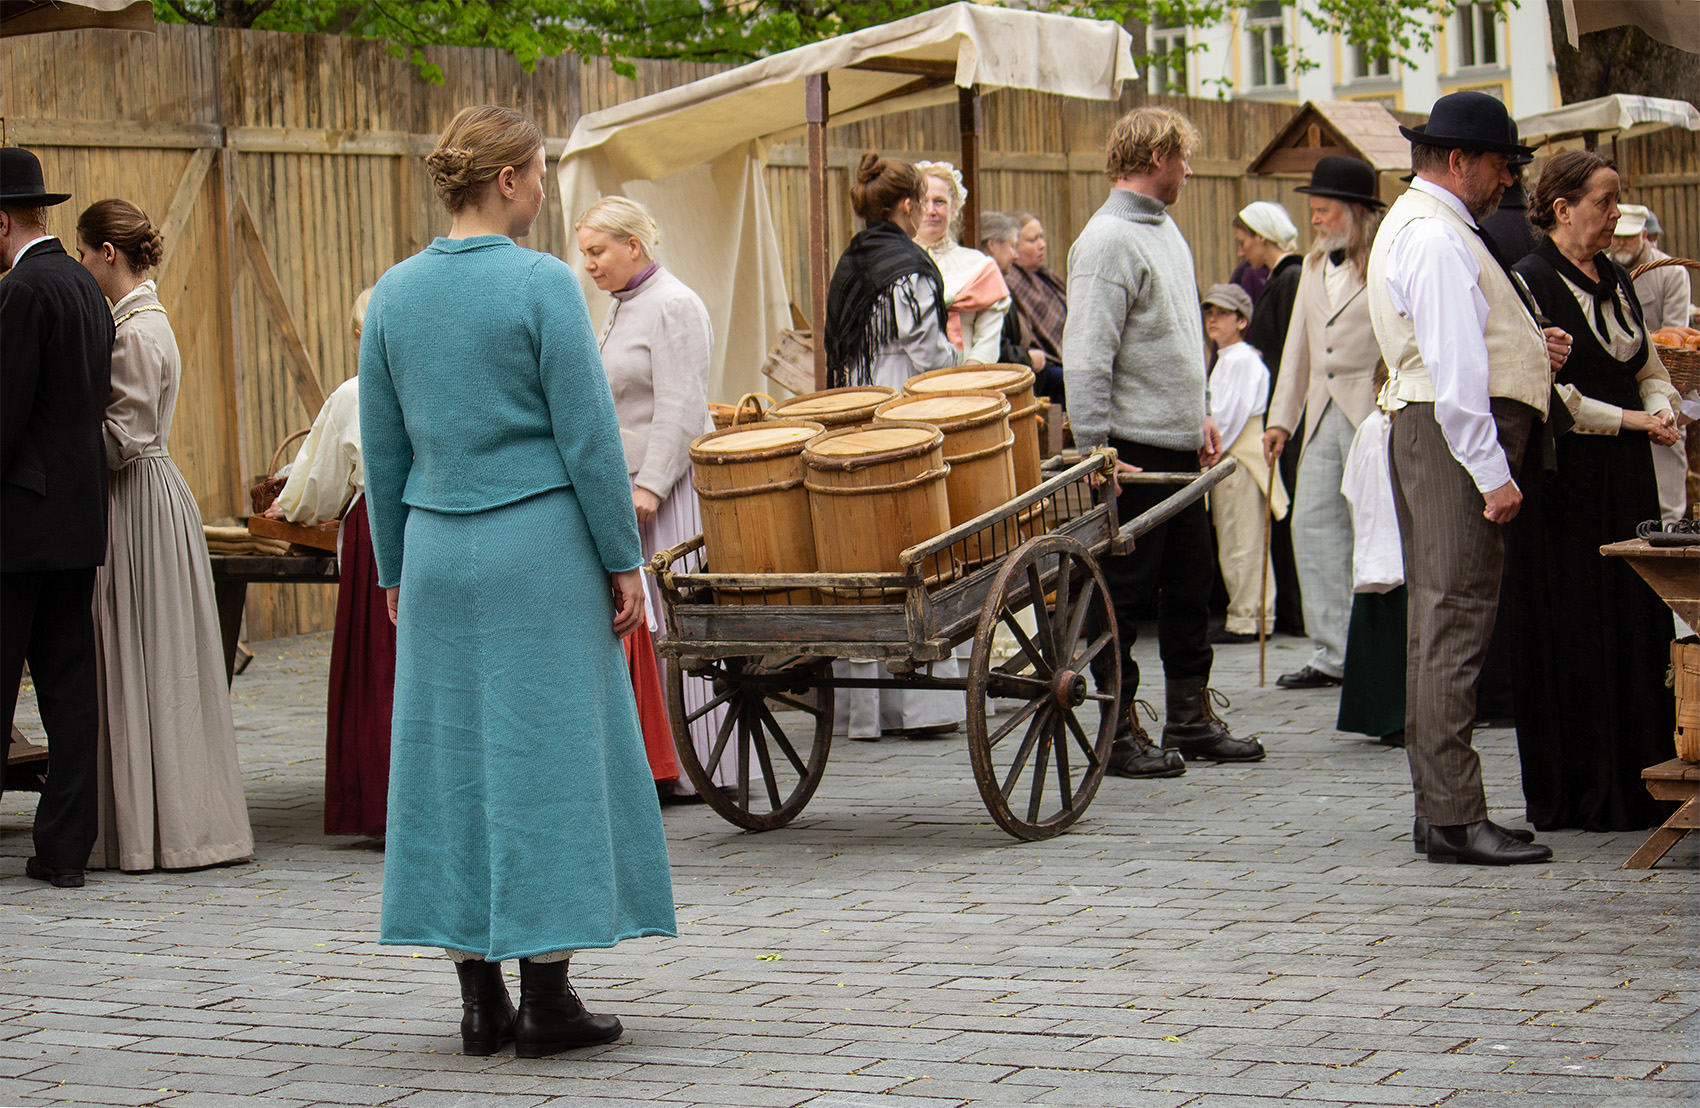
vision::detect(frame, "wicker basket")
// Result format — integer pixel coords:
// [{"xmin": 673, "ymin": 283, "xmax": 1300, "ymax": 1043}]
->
[
  {"xmin": 1633, "ymin": 256, "xmax": 1700, "ymax": 394},
  {"xmin": 1675, "ymin": 641, "xmax": 1700, "ymax": 764},
  {"xmin": 248, "ymin": 427, "xmax": 310, "ymax": 515},
  {"xmin": 709, "ymin": 391, "xmax": 773, "ymax": 430}
]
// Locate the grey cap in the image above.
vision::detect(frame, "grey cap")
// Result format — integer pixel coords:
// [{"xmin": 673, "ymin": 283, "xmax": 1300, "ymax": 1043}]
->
[
  {"xmin": 1645, "ymin": 209, "xmax": 1663, "ymax": 235},
  {"xmin": 1202, "ymin": 282, "xmax": 1253, "ymax": 319}
]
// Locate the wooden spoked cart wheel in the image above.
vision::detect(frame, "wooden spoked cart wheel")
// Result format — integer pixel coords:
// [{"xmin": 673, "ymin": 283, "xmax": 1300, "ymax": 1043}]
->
[
  {"xmin": 665, "ymin": 655, "xmax": 834, "ymax": 830},
  {"xmin": 965, "ymin": 533, "xmax": 1120, "ymax": 841}
]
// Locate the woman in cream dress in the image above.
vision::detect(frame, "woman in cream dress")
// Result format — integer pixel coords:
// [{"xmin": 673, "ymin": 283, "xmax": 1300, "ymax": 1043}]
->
[
  {"xmin": 576, "ymin": 196, "xmax": 717, "ymax": 791},
  {"xmin": 74, "ymin": 199, "xmax": 252, "ymax": 872},
  {"xmin": 912, "ymin": 161, "xmax": 1010, "ymax": 365}
]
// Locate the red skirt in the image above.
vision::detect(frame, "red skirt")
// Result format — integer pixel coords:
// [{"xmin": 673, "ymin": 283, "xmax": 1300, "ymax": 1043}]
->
[
  {"xmin": 324, "ymin": 498, "xmax": 397, "ymax": 836},
  {"xmin": 626, "ymin": 621, "xmax": 680, "ymax": 783}
]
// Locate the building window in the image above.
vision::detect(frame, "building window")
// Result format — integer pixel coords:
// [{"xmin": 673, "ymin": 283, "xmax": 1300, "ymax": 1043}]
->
[
  {"xmin": 1149, "ymin": 24, "xmax": 1188, "ymax": 95},
  {"xmin": 1246, "ymin": 1, "xmax": 1288, "ymax": 88},
  {"xmin": 1351, "ymin": 44, "xmax": 1391, "ymax": 81},
  {"xmin": 1457, "ymin": 1, "xmax": 1500, "ymax": 68}
]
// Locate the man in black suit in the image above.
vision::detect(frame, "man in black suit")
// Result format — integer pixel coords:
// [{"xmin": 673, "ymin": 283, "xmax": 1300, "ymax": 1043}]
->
[{"xmin": 1, "ymin": 147, "xmax": 114, "ymax": 888}]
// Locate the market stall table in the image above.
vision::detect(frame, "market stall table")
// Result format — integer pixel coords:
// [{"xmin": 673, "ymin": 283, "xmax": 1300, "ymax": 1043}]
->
[
  {"xmin": 1600, "ymin": 539, "xmax": 1699, "ymax": 868},
  {"xmin": 210, "ymin": 554, "xmax": 339, "ymax": 684}
]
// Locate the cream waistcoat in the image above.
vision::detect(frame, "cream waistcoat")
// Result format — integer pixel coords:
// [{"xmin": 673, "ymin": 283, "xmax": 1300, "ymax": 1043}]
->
[
  {"xmin": 1268, "ymin": 252, "xmax": 1382, "ymax": 446},
  {"xmin": 1366, "ymin": 187, "xmax": 1549, "ymax": 416}
]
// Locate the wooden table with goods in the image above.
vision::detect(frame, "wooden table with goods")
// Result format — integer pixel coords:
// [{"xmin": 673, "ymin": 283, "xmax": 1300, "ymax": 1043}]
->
[
  {"xmin": 1600, "ymin": 538, "xmax": 1700, "ymax": 868},
  {"xmin": 655, "ymin": 369, "xmax": 1236, "ymax": 841},
  {"xmin": 209, "ymin": 554, "xmax": 340, "ymax": 684},
  {"xmin": 207, "ymin": 514, "xmax": 341, "ymax": 687}
]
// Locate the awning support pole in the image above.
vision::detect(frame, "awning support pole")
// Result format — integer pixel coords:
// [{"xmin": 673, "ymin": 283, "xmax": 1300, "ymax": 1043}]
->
[
  {"xmin": 806, "ymin": 73, "xmax": 831, "ymax": 391},
  {"xmin": 959, "ymin": 85, "xmax": 982, "ymax": 252}
]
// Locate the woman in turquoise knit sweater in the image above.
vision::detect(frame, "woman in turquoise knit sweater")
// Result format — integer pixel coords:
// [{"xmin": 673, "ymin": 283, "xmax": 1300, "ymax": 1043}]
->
[{"xmin": 359, "ymin": 106, "xmax": 675, "ymax": 1058}]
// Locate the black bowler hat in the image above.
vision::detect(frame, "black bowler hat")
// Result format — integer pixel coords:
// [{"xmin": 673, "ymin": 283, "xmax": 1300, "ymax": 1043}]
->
[
  {"xmin": 1399, "ymin": 91, "xmax": 1537, "ymax": 157},
  {"xmin": 0, "ymin": 147, "xmax": 71, "ymax": 207},
  {"xmin": 1506, "ymin": 121, "xmax": 1534, "ymax": 168},
  {"xmin": 1294, "ymin": 155, "xmax": 1385, "ymax": 210}
]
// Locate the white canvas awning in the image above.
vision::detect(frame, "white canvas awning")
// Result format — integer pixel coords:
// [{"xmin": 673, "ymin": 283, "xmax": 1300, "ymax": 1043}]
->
[
  {"xmin": 1516, "ymin": 94, "xmax": 1700, "ymax": 145},
  {"xmin": 0, "ymin": 0, "xmax": 152, "ymax": 36},
  {"xmin": 559, "ymin": 2, "xmax": 1136, "ymax": 402},
  {"xmin": 1559, "ymin": 0, "xmax": 1700, "ymax": 53}
]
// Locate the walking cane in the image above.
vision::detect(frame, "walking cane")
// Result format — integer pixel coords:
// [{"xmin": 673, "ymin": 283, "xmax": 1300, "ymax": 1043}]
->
[{"xmin": 1258, "ymin": 460, "xmax": 1275, "ymax": 687}]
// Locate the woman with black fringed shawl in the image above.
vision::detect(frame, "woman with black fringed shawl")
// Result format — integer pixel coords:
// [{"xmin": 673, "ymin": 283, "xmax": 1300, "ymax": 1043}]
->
[
  {"xmin": 821, "ymin": 152, "xmax": 967, "ymax": 742},
  {"xmin": 824, "ymin": 153, "xmax": 961, "ymax": 389}
]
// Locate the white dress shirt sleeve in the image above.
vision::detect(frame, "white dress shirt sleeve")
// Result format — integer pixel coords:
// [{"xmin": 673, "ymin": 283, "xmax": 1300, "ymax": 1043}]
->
[
  {"xmin": 277, "ymin": 378, "xmax": 364, "ymax": 523},
  {"xmin": 1385, "ymin": 218, "xmax": 1512, "ymax": 493},
  {"xmin": 1208, "ymin": 343, "xmax": 1267, "ymax": 448}
]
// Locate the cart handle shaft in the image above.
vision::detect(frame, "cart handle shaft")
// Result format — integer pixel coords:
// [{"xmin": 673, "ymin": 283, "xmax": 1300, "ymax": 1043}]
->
[{"xmin": 1117, "ymin": 458, "xmax": 1238, "ymax": 544}]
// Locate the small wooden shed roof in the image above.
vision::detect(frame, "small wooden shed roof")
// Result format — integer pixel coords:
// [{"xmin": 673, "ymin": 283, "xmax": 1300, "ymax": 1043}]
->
[{"xmin": 1247, "ymin": 99, "xmax": 1412, "ymax": 176}]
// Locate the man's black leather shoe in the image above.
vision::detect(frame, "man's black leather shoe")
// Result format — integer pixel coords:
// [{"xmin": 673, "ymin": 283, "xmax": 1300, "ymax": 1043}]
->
[
  {"xmin": 1162, "ymin": 679, "xmax": 1266, "ymax": 763},
  {"xmin": 1275, "ymin": 665, "xmax": 1341, "ymax": 690},
  {"xmin": 1105, "ymin": 700, "xmax": 1186, "ymax": 779},
  {"xmin": 1412, "ymin": 816, "xmax": 1533, "ymax": 853},
  {"xmin": 25, "ymin": 858, "xmax": 84, "ymax": 888},
  {"xmin": 1425, "ymin": 820, "xmax": 1551, "ymax": 865}
]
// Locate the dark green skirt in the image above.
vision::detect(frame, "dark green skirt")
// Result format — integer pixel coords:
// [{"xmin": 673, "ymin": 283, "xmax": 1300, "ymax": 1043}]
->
[{"xmin": 1336, "ymin": 586, "xmax": 1406, "ymax": 739}]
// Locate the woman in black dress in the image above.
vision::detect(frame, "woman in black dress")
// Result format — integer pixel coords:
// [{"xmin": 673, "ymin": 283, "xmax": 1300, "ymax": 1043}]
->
[{"xmin": 1509, "ymin": 149, "xmax": 1682, "ymax": 832}]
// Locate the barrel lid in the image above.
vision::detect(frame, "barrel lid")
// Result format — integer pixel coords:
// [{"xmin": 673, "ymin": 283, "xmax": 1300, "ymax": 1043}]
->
[
  {"xmin": 773, "ymin": 387, "xmax": 893, "ymax": 415},
  {"xmin": 878, "ymin": 393, "xmax": 1006, "ymax": 423},
  {"xmin": 808, "ymin": 424, "xmax": 938, "ymax": 457},
  {"xmin": 909, "ymin": 367, "xmax": 1030, "ymax": 394},
  {"xmin": 695, "ymin": 424, "xmax": 819, "ymax": 453}
]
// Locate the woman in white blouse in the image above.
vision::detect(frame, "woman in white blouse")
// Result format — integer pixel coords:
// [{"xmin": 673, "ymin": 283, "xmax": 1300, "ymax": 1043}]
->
[
  {"xmin": 265, "ymin": 286, "xmax": 395, "ymax": 839},
  {"xmin": 913, "ymin": 161, "xmax": 1010, "ymax": 365},
  {"xmin": 575, "ymin": 196, "xmax": 714, "ymax": 793}
]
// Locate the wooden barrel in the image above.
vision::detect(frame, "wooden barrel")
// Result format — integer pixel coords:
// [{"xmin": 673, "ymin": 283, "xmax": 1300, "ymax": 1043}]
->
[
  {"xmin": 903, "ymin": 365, "xmax": 1041, "ymax": 492},
  {"xmin": 690, "ymin": 419, "xmax": 824, "ymax": 604},
  {"xmin": 803, "ymin": 422, "xmax": 951, "ymax": 602},
  {"xmin": 769, "ymin": 385, "xmax": 896, "ymax": 429},
  {"xmin": 873, "ymin": 390, "xmax": 1015, "ymax": 533}
]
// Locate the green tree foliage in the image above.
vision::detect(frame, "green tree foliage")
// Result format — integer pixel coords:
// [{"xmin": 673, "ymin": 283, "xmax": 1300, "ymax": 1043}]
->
[{"xmin": 155, "ymin": 0, "xmax": 1494, "ymax": 86}]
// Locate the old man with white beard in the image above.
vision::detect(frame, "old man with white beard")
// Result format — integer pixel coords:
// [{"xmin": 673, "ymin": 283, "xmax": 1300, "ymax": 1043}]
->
[{"xmin": 1262, "ymin": 156, "xmax": 1385, "ymax": 693}]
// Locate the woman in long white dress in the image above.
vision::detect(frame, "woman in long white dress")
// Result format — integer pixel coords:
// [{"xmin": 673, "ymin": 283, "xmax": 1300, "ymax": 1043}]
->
[
  {"xmin": 913, "ymin": 161, "xmax": 1011, "ymax": 365},
  {"xmin": 74, "ymin": 199, "xmax": 252, "ymax": 872},
  {"xmin": 576, "ymin": 196, "xmax": 721, "ymax": 792}
]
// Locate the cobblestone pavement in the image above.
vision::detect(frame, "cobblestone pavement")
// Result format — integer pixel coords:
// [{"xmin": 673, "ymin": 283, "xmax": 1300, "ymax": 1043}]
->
[{"xmin": 3, "ymin": 629, "xmax": 1695, "ymax": 1108}]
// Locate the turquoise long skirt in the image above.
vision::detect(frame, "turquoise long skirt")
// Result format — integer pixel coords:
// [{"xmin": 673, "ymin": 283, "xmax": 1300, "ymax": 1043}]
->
[{"xmin": 379, "ymin": 487, "xmax": 676, "ymax": 961}]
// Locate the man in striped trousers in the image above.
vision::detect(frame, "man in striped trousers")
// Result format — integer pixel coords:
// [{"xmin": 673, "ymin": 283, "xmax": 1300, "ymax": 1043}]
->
[{"xmin": 1366, "ymin": 92, "xmax": 1569, "ymax": 866}]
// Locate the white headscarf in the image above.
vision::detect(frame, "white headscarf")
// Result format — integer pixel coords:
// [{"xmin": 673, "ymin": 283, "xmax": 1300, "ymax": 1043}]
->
[{"xmin": 1238, "ymin": 200, "xmax": 1299, "ymax": 254}]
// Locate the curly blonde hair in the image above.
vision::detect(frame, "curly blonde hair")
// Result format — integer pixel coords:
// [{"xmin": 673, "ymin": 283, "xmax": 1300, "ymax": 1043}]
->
[
  {"xmin": 1105, "ymin": 107, "xmax": 1200, "ymax": 180},
  {"xmin": 915, "ymin": 160, "xmax": 968, "ymax": 241}
]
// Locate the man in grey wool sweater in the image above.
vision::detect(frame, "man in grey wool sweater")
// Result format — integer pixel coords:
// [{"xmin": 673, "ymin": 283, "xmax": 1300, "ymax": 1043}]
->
[{"xmin": 1063, "ymin": 106, "xmax": 1266, "ymax": 778}]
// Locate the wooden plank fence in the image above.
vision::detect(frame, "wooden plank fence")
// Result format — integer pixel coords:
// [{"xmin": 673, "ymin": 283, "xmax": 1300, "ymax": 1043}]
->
[{"xmin": 4, "ymin": 24, "xmax": 1695, "ymax": 637}]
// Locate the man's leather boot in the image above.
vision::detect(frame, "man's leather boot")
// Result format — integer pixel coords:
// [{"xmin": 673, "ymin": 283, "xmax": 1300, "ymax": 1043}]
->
[
  {"xmin": 1161, "ymin": 676, "xmax": 1266, "ymax": 762},
  {"xmin": 1106, "ymin": 696, "xmax": 1186, "ymax": 778},
  {"xmin": 454, "ymin": 959, "xmax": 516, "ymax": 1056},
  {"xmin": 514, "ymin": 957, "xmax": 623, "ymax": 1057}
]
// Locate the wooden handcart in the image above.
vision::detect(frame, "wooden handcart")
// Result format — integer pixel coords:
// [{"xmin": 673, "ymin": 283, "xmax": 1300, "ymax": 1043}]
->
[{"xmin": 651, "ymin": 451, "xmax": 1235, "ymax": 841}]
